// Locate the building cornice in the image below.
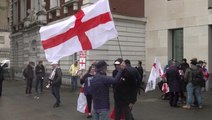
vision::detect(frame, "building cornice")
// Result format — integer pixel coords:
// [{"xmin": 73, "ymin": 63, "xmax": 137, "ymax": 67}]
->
[
  {"xmin": 112, "ymin": 14, "xmax": 147, "ymax": 23},
  {"xmin": 47, "ymin": 13, "xmax": 147, "ymax": 25},
  {"xmin": 9, "ymin": 31, "xmax": 23, "ymax": 38}
]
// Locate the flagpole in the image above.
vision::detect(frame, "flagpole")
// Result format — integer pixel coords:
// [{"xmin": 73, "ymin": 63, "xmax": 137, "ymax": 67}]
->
[
  {"xmin": 108, "ymin": 0, "xmax": 123, "ymax": 59},
  {"xmin": 117, "ymin": 37, "xmax": 123, "ymax": 58}
]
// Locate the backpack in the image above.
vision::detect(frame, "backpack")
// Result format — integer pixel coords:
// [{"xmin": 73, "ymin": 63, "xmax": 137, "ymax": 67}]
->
[
  {"xmin": 23, "ymin": 68, "xmax": 28, "ymax": 78},
  {"xmin": 190, "ymin": 68, "xmax": 203, "ymax": 86},
  {"xmin": 84, "ymin": 76, "xmax": 93, "ymax": 95}
]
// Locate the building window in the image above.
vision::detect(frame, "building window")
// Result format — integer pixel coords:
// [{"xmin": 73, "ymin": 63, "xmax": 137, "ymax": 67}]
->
[
  {"xmin": 20, "ymin": 0, "xmax": 27, "ymax": 21},
  {"xmin": 172, "ymin": 29, "xmax": 183, "ymax": 62},
  {"xmin": 13, "ymin": 1, "xmax": 19, "ymax": 25},
  {"xmin": 31, "ymin": 0, "xmax": 42, "ymax": 12},
  {"xmin": 0, "ymin": 36, "xmax": 5, "ymax": 44},
  {"xmin": 50, "ymin": 0, "xmax": 60, "ymax": 9}
]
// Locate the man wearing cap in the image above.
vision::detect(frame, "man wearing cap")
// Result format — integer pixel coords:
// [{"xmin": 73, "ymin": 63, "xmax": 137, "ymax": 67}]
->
[
  {"xmin": 35, "ymin": 60, "xmax": 45, "ymax": 94},
  {"xmin": 89, "ymin": 60, "xmax": 124, "ymax": 120},
  {"xmin": 49, "ymin": 61, "xmax": 62, "ymax": 108},
  {"xmin": 113, "ymin": 59, "xmax": 140, "ymax": 120},
  {"xmin": 112, "ymin": 58, "xmax": 125, "ymax": 120}
]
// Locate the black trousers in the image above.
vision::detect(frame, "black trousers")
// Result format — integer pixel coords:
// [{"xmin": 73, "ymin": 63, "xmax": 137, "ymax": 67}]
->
[
  {"xmin": 35, "ymin": 76, "xmax": 44, "ymax": 93},
  {"xmin": 169, "ymin": 92, "xmax": 179, "ymax": 107},
  {"xmin": 115, "ymin": 103, "xmax": 133, "ymax": 120},
  {"xmin": 0, "ymin": 80, "xmax": 3, "ymax": 96},
  {"xmin": 51, "ymin": 86, "xmax": 61, "ymax": 105},
  {"xmin": 86, "ymin": 94, "xmax": 92, "ymax": 113},
  {"xmin": 26, "ymin": 78, "xmax": 33, "ymax": 94}
]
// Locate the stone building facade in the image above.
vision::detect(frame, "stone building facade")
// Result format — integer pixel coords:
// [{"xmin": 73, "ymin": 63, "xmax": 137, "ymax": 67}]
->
[
  {"xmin": 0, "ymin": 0, "xmax": 10, "ymax": 61},
  {"xmin": 10, "ymin": 0, "xmax": 146, "ymax": 84},
  {"xmin": 145, "ymin": 0, "xmax": 212, "ymax": 90}
]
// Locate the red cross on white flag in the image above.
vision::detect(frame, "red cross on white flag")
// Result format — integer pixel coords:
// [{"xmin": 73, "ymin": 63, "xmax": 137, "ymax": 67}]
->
[
  {"xmin": 39, "ymin": 0, "xmax": 118, "ymax": 62},
  {"xmin": 145, "ymin": 58, "xmax": 164, "ymax": 93}
]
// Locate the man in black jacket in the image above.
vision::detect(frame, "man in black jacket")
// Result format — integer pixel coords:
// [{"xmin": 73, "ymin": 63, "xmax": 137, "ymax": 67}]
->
[
  {"xmin": 113, "ymin": 59, "xmax": 141, "ymax": 120},
  {"xmin": 24, "ymin": 61, "xmax": 34, "ymax": 95},
  {"xmin": 49, "ymin": 61, "xmax": 62, "ymax": 108},
  {"xmin": 35, "ymin": 60, "xmax": 45, "ymax": 94}
]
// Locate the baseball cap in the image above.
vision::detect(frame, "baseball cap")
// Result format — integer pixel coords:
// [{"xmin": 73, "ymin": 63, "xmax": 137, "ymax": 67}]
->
[
  {"xmin": 95, "ymin": 60, "xmax": 109, "ymax": 69},
  {"xmin": 51, "ymin": 61, "xmax": 58, "ymax": 65},
  {"xmin": 114, "ymin": 58, "xmax": 123, "ymax": 65}
]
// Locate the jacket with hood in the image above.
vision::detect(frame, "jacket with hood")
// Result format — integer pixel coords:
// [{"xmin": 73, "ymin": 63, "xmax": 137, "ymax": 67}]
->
[{"xmin": 184, "ymin": 64, "xmax": 203, "ymax": 83}]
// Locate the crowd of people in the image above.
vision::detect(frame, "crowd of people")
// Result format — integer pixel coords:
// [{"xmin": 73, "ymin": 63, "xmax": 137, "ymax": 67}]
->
[
  {"xmin": 0, "ymin": 57, "xmax": 210, "ymax": 120},
  {"xmin": 79, "ymin": 59, "xmax": 143, "ymax": 120},
  {"xmin": 163, "ymin": 58, "xmax": 209, "ymax": 109}
]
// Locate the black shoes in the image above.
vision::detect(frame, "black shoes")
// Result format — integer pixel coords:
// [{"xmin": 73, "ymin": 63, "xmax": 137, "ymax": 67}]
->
[
  {"xmin": 86, "ymin": 115, "xmax": 92, "ymax": 119},
  {"xmin": 53, "ymin": 103, "xmax": 60, "ymax": 108}
]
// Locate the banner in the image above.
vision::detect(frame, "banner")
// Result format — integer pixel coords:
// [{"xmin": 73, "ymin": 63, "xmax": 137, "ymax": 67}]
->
[{"xmin": 145, "ymin": 58, "xmax": 164, "ymax": 93}]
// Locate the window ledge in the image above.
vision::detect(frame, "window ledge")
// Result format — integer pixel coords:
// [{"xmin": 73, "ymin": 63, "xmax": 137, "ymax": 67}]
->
[
  {"xmin": 63, "ymin": 0, "xmax": 78, "ymax": 7},
  {"xmin": 48, "ymin": 6, "xmax": 61, "ymax": 13}
]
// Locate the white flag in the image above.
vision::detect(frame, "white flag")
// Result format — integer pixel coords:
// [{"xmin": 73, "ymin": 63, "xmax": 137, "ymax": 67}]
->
[
  {"xmin": 145, "ymin": 58, "xmax": 164, "ymax": 93},
  {"xmin": 39, "ymin": 0, "xmax": 118, "ymax": 62}
]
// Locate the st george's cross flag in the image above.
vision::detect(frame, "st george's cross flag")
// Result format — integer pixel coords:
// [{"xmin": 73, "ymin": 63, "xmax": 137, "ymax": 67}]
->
[
  {"xmin": 145, "ymin": 58, "xmax": 164, "ymax": 93},
  {"xmin": 39, "ymin": 0, "xmax": 118, "ymax": 62}
]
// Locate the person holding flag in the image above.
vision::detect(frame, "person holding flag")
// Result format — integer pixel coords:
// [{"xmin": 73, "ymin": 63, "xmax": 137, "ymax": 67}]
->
[{"xmin": 49, "ymin": 61, "xmax": 62, "ymax": 108}]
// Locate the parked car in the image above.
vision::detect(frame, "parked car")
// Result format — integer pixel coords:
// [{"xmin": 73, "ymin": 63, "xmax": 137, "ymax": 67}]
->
[{"xmin": 0, "ymin": 59, "xmax": 10, "ymax": 69}]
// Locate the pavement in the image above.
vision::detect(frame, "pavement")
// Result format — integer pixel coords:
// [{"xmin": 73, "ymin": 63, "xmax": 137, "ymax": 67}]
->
[{"xmin": 0, "ymin": 80, "xmax": 212, "ymax": 120}]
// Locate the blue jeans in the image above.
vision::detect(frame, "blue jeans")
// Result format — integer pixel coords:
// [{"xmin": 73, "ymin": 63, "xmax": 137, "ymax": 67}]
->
[
  {"xmin": 92, "ymin": 110, "xmax": 109, "ymax": 120},
  {"xmin": 186, "ymin": 82, "xmax": 202, "ymax": 106},
  {"xmin": 71, "ymin": 76, "xmax": 78, "ymax": 92}
]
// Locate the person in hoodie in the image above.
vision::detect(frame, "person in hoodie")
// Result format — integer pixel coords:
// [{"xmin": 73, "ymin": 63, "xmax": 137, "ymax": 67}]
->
[
  {"xmin": 182, "ymin": 58, "xmax": 203, "ymax": 109},
  {"xmin": 90, "ymin": 60, "xmax": 124, "ymax": 120}
]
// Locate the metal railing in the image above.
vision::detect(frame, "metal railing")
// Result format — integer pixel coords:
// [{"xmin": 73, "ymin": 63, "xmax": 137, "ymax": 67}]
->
[{"xmin": 0, "ymin": 26, "xmax": 10, "ymax": 31}]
